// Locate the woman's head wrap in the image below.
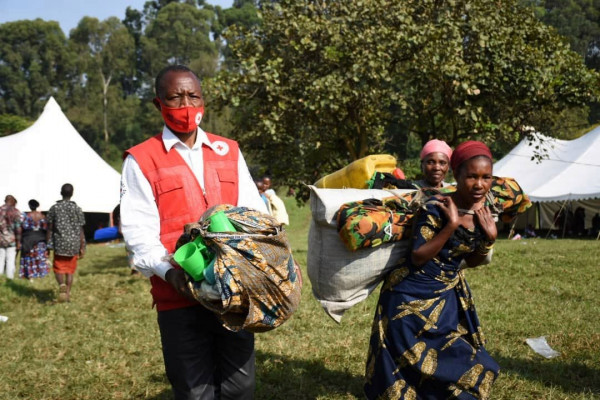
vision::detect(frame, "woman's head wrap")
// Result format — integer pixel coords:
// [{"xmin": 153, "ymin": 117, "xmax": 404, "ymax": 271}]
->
[
  {"xmin": 420, "ymin": 139, "xmax": 453, "ymax": 161},
  {"xmin": 450, "ymin": 141, "xmax": 492, "ymax": 171}
]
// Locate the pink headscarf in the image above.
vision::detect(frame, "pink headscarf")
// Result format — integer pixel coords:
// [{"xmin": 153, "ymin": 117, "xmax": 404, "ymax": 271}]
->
[
  {"xmin": 420, "ymin": 139, "xmax": 453, "ymax": 161},
  {"xmin": 450, "ymin": 141, "xmax": 492, "ymax": 171}
]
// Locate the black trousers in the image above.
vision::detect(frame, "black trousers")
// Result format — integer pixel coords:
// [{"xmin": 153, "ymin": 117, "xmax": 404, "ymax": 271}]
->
[{"xmin": 157, "ymin": 305, "xmax": 255, "ymax": 400}]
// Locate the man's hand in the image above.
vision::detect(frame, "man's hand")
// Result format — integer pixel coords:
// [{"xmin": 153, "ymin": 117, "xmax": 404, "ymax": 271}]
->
[
  {"xmin": 165, "ymin": 268, "xmax": 197, "ymax": 302},
  {"xmin": 78, "ymin": 247, "xmax": 85, "ymax": 259}
]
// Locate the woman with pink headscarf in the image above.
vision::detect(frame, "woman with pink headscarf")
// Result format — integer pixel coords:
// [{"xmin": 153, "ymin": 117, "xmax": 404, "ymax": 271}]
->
[{"xmin": 413, "ymin": 139, "xmax": 453, "ymax": 189}]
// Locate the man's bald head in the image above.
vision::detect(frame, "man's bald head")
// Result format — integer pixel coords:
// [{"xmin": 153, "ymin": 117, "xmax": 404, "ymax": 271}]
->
[{"xmin": 155, "ymin": 65, "xmax": 202, "ymax": 99}]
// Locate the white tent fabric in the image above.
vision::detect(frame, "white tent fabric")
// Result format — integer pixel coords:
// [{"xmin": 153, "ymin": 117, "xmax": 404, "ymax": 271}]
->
[
  {"xmin": 0, "ymin": 97, "xmax": 121, "ymax": 213},
  {"xmin": 493, "ymin": 127, "xmax": 600, "ymax": 202},
  {"xmin": 493, "ymin": 127, "xmax": 600, "ymax": 231}
]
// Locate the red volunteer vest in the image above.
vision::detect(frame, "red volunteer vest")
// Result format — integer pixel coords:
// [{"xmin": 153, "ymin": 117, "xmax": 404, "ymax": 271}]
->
[{"xmin": 125, "ymin": 132, "xmax": 239, "ymax": 311}]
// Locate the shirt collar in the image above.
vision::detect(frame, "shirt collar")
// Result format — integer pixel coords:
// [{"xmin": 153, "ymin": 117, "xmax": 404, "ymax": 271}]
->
[{"xmin": 161, "ymin": 126, "xmax": 212, "ymax": 151}]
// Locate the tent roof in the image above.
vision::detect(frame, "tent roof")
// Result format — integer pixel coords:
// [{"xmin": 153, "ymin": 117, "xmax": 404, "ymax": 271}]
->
[
  {"xmin": 0, "ymin": 97, "xmax": 121, "ymax": 213},
  {"xmin": 493, "ymin": 126, "xmax": 600, "ymax": 202}
]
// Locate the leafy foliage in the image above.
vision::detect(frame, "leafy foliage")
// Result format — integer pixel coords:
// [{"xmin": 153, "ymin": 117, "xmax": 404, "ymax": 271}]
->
[
  {"xmin": 0, "ymin": 114, "xmax": 32, "ymax": 137},
  {"xmin": 1, "ymin": 0, "xmax": 600, "ymax": 191},
  {"xmin": 520, "ymin": 0, "xmax": 600, "ymax": 64},
  {"xmin": 519, "ymin": 0, "xmax": 600, "ymax": 123},
  {"xmin": 141, "ymin": 2, "xmax": 219, "ymax": 79},
  {"xmin": 212, "ymin": 0, "xmax": 600, "ymax": 200},
  {"xmin": 69, "ymin": 17, "xmax": 137, "ymax": 144},
  {"xmin": 0, "ymin": 20, "xmax": 73, "ymax": 118}
]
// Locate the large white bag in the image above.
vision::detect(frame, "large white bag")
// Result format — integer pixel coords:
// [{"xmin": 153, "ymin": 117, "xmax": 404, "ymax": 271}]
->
[{"xmin": 307, "ymin": 185, "xmax": 413, "ymax": 322}]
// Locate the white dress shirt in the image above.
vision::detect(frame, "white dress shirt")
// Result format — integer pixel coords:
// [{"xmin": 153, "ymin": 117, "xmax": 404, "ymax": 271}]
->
[{"xmin": 120, "ymin": 126, "xmax": 267, "ymax": 281}]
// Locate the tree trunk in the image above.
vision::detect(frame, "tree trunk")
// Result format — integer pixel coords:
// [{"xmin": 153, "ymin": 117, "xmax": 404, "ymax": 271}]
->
[{"xmin": 101, "ymin": 71, "xmax": 112, "ymax": 142}]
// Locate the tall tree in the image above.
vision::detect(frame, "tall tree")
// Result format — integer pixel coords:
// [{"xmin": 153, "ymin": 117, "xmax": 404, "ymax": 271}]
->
[
  {"xmin": 520, "ymin": 0, "xmax": 600, "ymax": 60},
  {"xmin": 69, "ymin": 17, "xmax": 136, "ymax": 143},
  {"xmin": 141, "ymin": 2, "xmax": 219, "ymax": 79},
  {"xmin": 0, "ymin": 20, "xmax": 73, "ymax": 118},
  {"xmin": 208, "ymin": 0, "xmax": 260, "ymax": 71},
  {"xmin": 212, "ymin": 0, "xmax": 600, "ymax": 200},
  {"xmin": 520, "ymin": 0, "xmax": 600, "ymax": 123}
]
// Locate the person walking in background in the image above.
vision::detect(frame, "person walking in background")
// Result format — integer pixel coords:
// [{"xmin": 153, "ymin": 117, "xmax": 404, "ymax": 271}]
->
[
  {"xmin": 0, "ymin": 195, "xmax": 22, "ymax": 280},
  {"xmin": 573, "ymin": 207, "xmax": 586, "ymax": 237},
  {"xmin": 19, "ymin": 199, "xmax": 49, "ymax": 281},
  {"xmin": 46, "ymin": 184, "xmax": 85, "ymax": 302},
  {"xmin": 365, "ymin": 141, "xmax": 500, "ymax": 399},
  {"xmin": 524, "ymin": 223, "xmax": 537, "ymax": 239},
  {"xmin": 120, "ymin": 65, "xmax": 267, "ymax": 400},
  {"xmin": 262, "ymin": 176, "xmax": 289, "ymax": 226},
  {"xmin": 255, "ymin": 180, "xmax": 272, "ymax": 215}
]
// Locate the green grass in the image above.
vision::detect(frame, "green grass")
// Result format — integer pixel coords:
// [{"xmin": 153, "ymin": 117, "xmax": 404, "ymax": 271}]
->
[{"xmin": 0, "ymin": 197, "xmax": 598, "ymax": 399}]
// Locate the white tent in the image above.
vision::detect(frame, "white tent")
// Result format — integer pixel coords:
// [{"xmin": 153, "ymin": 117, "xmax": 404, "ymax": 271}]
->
[
  {"xmin": 0, "ymin": 97, "xmax": 121, "ymax": 213},
  {"xmin": 493, "ymin": 127, "xmax": 600, "ymax": 233}
]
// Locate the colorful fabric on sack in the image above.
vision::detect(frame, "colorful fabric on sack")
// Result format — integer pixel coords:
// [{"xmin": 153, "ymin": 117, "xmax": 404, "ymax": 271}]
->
[
  {"xmin": 336, "ymin": 196, "xmax": 415, "ymax": 251},
  {"xmin": 435, "ymin": 176, "xmax": 532, "ymax": 223},
  {"xmin": 488, "ymin": 176, "xmax": 532, "ymax": 222},
  {"xmin": 337, "ymin": 177, "xmax": 531, "ymax": 251},
  {"xmin": 182, "ymin": 204, "xmax": 301, "ymax": 333}
]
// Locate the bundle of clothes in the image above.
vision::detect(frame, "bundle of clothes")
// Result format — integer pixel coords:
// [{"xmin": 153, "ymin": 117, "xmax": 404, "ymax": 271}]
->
[{"xmin": 174, "ymin": 204, "xmax": 302, "ymax": 333}]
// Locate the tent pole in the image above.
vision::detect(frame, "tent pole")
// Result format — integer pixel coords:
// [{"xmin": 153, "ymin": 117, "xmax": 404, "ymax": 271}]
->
[
  {"xmin": 547, "ymin": 200, "xmax": 568, "ymax": 239},
  {"xmin": 561, "ymin": 201, "xmax": 568, "ymax": 238},
  {"xmin": 508, "ymin": 217, "xmax": 519, "ymax": 239}
]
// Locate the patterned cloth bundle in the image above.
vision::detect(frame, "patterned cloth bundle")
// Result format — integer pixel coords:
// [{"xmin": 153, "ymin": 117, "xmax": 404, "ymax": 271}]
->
[
  {"xmin": 177, "ymin": 204, "xmax": 302, "ymax": 333},
  {"xmin": 336, "ymin": 176, "xmax": 532, "ymax": 251}
]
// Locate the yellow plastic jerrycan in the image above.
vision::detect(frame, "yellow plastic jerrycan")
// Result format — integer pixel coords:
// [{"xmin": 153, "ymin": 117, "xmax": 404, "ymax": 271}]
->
[{"xmin": 314, "ymin": 154, "xmax": 397, "ymax": 189}]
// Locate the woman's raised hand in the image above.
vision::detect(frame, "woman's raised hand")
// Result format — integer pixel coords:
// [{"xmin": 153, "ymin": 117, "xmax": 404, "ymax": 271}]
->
[
  {"xmin": 474, "ymin": 206, "xmax": 497, "ymax": 242},
  {"xmin": 436, "ymin": 196, "xmax": 459, "ymax": 228}
]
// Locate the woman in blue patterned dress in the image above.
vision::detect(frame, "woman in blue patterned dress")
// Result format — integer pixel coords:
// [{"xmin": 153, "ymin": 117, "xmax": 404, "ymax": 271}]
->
[
  {"xmin": 365, "ymin": 141, "xmax": 500, "ymax": 399},
  {"xmin": 19, "ymin": 199, "xmax": 49, "ymax": 280}
]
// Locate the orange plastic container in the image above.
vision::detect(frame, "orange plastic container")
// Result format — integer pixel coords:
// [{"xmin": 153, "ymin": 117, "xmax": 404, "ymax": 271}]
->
[{"xmin": 314, "ymin": 154, "xmax": 397, "ymax": 189}]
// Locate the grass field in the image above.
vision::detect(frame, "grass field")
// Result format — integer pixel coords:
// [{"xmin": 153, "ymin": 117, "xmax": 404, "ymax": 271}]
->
[{"xmin": 0, "ymin": 197, "xmax": 598, "ymax": 399}]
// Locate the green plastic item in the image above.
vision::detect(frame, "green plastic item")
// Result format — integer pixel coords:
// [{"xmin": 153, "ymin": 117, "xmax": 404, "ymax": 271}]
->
[
  {"xmin": 208, "ymin": 211, "xmax": 236, "ymax": 232},
  {"xmin": 173, "ymin": 242, "xmax": 207, "ymax": 281}
]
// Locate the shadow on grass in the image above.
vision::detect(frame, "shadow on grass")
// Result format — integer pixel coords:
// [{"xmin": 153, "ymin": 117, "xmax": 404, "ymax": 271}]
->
[
  {"xmin": 495, "ymin": 354, "xmax": 600, "ymax": 396},
  {"xmin": 5, "ymin": 279, "xmax": 54, "ymax": 303},
  {"xmin": 142, "ymin": 373, "xmax": 173, "ymax": 400},
  {"xmin": 255, "ymin": 351, "xmax": 364, "ymax": 399},
  {"xmin": 78, "ymin": 253, "xmax": 133, "ymax": 277},
  {"xmin": 140, "ymin": 353, "xmax": 364, "ymax": 400}
]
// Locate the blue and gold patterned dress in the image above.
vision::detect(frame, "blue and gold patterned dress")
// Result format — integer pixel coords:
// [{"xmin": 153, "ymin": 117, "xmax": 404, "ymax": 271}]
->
[{"xmin": 364, "ymin": 201, "xmax": 499, "ymax": 400}]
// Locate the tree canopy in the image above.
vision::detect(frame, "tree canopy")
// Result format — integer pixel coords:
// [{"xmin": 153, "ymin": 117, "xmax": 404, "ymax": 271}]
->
[
  {"xmin": 212, "ymin": 0, "xmax": 600, "ymax": 199},
  {"xmin": 1, "ymin": 0, "xmax": 599, "ymax": 192},
  {"xmin": 0, "ymin": 19, "xmax": 72, "ymax": 117}
]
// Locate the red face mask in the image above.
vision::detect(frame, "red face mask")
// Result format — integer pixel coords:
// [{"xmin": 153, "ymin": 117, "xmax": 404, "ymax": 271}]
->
[{"xmin": 156, "ymin": 98, "xmax": 204, "ymax": 133}]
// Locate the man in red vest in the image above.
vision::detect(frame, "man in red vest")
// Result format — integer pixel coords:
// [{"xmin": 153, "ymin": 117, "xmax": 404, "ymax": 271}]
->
[{"xmin": 120, "ymin": 65, "xmax": 267, "ymax": 400}]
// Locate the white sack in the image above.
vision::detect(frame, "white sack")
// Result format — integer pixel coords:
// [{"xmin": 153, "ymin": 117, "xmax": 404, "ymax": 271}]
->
[{"xmin": 307, "ymin": 185, "xmax": 413, "ymax": 322}]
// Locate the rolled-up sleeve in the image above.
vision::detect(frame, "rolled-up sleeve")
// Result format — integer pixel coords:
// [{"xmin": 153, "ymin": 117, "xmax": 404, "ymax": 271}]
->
[{"xmin": 120, "ymin": 155, "xmax": 173, "ymax": 280}]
